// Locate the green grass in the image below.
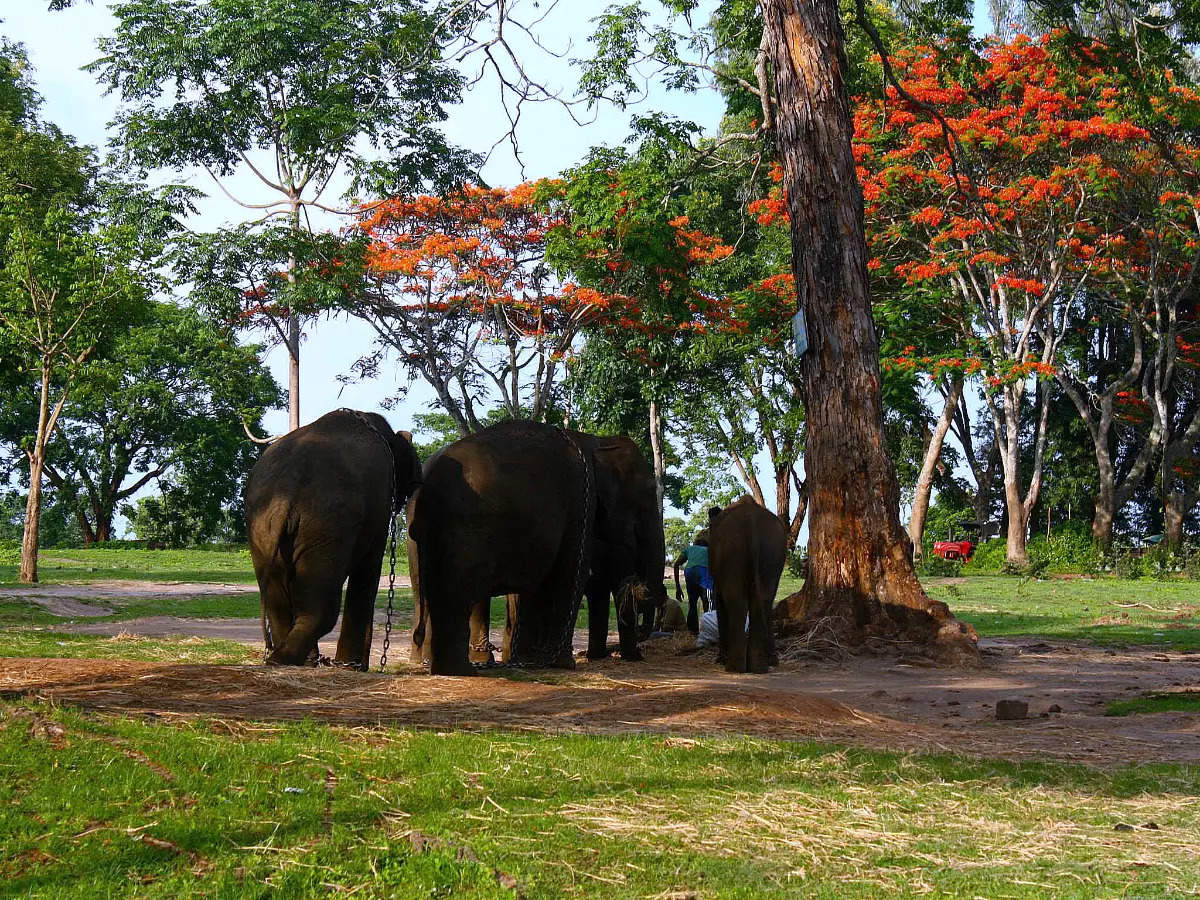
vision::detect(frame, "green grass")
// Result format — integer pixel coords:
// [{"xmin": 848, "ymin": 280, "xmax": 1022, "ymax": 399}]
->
[
  {"xmin": 924, "ymin": 576, "xmax": 1200, "ymax": 650},
  {"xmin": 0, "ymin": 631, "xmax": 259, "ymax": 664},
  {"xmin": 0, "ymin": 547, "xmax": 260, "ymax": 585},
  {"xmin": 1106, "ymin": 692, "xmax": 1200, "ymax": 717},
  {"xmin": 1, "ymin": 701, "xmax": 1197, "ymax": 898}
]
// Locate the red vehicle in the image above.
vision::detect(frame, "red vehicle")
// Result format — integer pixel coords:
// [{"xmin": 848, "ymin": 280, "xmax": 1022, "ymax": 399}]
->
[{"xmin": 932, "ymin": 522, "xmax": 981, "ymax": 561}]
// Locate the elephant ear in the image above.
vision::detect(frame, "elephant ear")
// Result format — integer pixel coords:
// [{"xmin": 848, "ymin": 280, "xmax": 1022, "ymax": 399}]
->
[
  {"xmin": 391, "ymin": 430, "xmax": 422, "ymax": 501},
  {"xmin": 589, "ymin": 446, "xmax": 626, "ymax": 523}
]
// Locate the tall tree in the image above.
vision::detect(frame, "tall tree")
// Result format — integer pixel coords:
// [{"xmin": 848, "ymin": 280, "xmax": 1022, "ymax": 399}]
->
[
  {"xmin": 757, "ymin": 0, "xmax": 977, "ymax": 659},
  {"xmin": 29, "ymin": 303, "xmax": 280, "ymax": 544},
  {"xmin": 0, "ymin": 192, "xmax": 158, "ymax": 581},
  {"xmin": 552, "ymin": 130, "xmax": 736, "ymax": 516},
  {"xmin": 89, "ymin": 0, "xmax": 475, "ymax": 431}
]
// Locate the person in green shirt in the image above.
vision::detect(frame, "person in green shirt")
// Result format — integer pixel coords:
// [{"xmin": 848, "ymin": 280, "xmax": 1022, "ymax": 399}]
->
[{"xmin": 673, "ymin": 531, "xmax": 713, "ymax": 634}]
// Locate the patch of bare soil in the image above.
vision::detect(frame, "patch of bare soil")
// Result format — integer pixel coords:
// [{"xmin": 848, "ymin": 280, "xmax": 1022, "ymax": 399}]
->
[{"xmin": 2, "ymin": 633, "xmax": 1198, "ymax": 767}]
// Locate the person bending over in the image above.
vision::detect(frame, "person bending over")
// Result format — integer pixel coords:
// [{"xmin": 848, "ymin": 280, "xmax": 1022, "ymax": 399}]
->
[{"xmin": 673, "ymin": 532, "xmax": 712, "ymax": 634}]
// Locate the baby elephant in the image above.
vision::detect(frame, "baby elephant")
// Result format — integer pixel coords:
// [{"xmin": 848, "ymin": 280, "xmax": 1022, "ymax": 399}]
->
[
  {"xmin": 244, "ymin": 410, "xmax": 422, "ymax": 669},
  {"xmin": 708, "ymin": 496, "xmax": 788, "ymax": 673}
]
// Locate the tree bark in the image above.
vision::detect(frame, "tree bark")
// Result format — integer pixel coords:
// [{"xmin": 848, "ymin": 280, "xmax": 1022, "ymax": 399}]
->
[
  {"xmin": 760, "ymin": 0, "xmax": 977, "ymax": 663},
  {"xmin": 20, "ymin": 456, "xmax": 44, "ymax": 583},
  {"xmin": 287, "ymin": 202, "xmax": 301, "ymax": 432},
  {"xmin": 908, "ymin": 375, "xmax": 964, "ymax": 560},
  {"xmin": 287, "ymin": 312, "xmax": 300, "ymax": 432},
  {"xmin": 19, "ymin": 365, "xmax": 53, "ymax": 583},
  {"xmin": 648, "ymin": 399, "xmax": 666, "ymax": 521}
]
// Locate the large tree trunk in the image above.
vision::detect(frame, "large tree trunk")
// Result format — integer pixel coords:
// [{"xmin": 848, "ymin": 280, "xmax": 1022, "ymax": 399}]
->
[
  {"xmin": 760, "ymin": 0, "xmax": 977, "ymax": 663},
  {"xmin": 908, "ymin": 375, "xmax": 964, "ymax": 560},
  {"xmin": 1163, "ymin": 489, "xmax": 1191, "ymax": 551}
]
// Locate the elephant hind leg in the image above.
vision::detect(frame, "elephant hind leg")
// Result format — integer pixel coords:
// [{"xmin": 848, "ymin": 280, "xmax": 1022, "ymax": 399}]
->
[
  {"xmin": 746, "ymin": 596, "xmax": 773, "ymax": 674},
  {"xmin": 586, "ymin": 584, "xmax": 611, "ymax": 660},
  {"xmin": 469, "ymin": 597, "xmax": 494, "ymax": 665},
  {"xmin": 267, "ymin": 568, "xmax": 343, "ymax": 666},
  {"xmin": 256, "ymin": 561, "xmax": 294, "ymax": 659},
  {"xmin": 334, "ymin": 551, "xmax": 383, "ymax": 670}
]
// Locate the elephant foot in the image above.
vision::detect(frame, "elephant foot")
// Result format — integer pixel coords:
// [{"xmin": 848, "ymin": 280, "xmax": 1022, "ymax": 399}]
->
[
  {"xmin": 469, "ymin": 641, "xmax": 496, "ymax": 666},
  {"xmin": 586, "ymin": 644, "xmax": 611, "ymax": 661},
  {"xmin": 430, "ymin": 654, "xmax": 477, "ymax": 676},
  {"xmin": 619, "ymin": 647, "xmax": 644, "ymax": 662}
]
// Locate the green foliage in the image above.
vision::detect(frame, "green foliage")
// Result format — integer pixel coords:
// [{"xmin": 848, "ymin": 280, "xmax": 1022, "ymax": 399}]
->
[
  {"xmin": 0, "ymin": 489, "xmax": 82, "ymax": 549},
  {"xmin": 30, "ymin": 301, "xmax": 281, "ymax": 544},
  {"xmin": 124, "ymin": 494, "xmax": 245, "ymax": 548},
  {"xmin": 90, "ymin": 0, "xmax": 472, "ymax": 197},
  {"xmin": 918, "ymin": 554, "xmax": 964, "ymax": 577},
  {"xmin": 786, "ymin": 547, "xmax": 808, "ymax": 578}
]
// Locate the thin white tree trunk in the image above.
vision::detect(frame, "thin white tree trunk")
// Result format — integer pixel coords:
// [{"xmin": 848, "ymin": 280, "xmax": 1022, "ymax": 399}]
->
[{"xmin": 908, "ymin": 375, "xmax": 964, "ymax": 559}]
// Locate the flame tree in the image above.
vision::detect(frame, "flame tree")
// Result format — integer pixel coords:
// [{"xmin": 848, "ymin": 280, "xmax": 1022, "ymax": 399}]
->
[
  {"xmin": 855, "ymin": 33, "xmax": 1200, "ymax": 554},
  {"xmin": 352, "ymin": 182, "xmax": 597, "ymax": 434}
]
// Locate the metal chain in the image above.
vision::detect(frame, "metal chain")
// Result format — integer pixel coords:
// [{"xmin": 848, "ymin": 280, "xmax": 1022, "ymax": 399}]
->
[
  {"xmin": 262, "ymin": 614, "xmax": 274, "ymax": 663},
  {"xmin": 379, "ymin": 504, "xmax": 398, "ymax": 672}
]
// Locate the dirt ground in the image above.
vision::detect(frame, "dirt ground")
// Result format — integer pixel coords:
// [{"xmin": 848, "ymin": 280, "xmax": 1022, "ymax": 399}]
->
[{"xmin": 3, "ymin": 616, "xmax": 1198, "ymax": 766}]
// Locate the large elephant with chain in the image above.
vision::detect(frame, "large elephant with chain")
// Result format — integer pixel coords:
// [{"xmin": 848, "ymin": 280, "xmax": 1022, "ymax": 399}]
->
[
  {"xmin": 408, "ymin": 424, "xmax": 667, "ymax": 674},
  {"xmin": 407, "ymin": 420, "xmax": 596, "ymax": 675},
  {"xmin": 244, "ymin": 409, "xmax": 422, "ymax": 669}
]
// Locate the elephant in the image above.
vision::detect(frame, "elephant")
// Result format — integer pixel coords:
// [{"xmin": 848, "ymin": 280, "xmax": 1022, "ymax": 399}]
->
[
  {"xmin": 406, "ymin": 420, "xmax": 596, "ymax": 676},
  {"xmin": 577, "ymin": 432, "xmax": 668, "ymax": 662},
  {"xmin": 244, "ymin": 409, "xmax": 422, "ymax": 669},
  {"xmin": 708, "ymin": 495, "xmax": 788, "ymax": 673}
]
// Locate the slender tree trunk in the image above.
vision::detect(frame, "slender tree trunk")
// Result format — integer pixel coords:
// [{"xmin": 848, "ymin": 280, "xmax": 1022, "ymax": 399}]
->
[
  {"xmin": 19, "ymin": 365, "xmax": 53, "ymax": 583},
  {"xmin": 20, "ymin": 457, "xmax": 44, "ymax": 584},
  {"xmin": 287, "ymin": 202, "xmax": 301, "ymax": 432},
  {"xmin": 994, "ymin": 387, "xmax": 1030, "ymax": 567},
  {"xmin": 760, "ymin": 0, "xmax": 977, "ymax": 662},
  {"xmin": 648, "ymin": 399, "xmax": 666, "ymax": 521},
  {"xmin": 287, "ymin": 312, "xmax": 300, "ymax": 432},
  {"xmin": 1091, "ymin": 449, "xmax": 1116, "ymax": 549},
  {"xmin": 908, "ymin": 375, "xmax": 964, "ymax": 560}
]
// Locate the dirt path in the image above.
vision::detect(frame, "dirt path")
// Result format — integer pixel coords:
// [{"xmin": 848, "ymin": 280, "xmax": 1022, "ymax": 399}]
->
[
  {"xmin": 2, "ymin": 631, "xmax": 1196, "ymax": 767},
  {"xmin": 0, "ymin": 577, "xmax": 412, "ymax": 619}
]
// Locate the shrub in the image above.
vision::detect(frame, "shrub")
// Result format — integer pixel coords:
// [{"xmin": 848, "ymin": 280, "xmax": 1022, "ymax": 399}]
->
[
  {"xmin": 962, "ymin": 538, "xmax": 1006, "ymax": 574},
  {"xmin": 918, "ymin": 554, "xmax": 963, "ymax": 577},
  {"xmin": 787, "ymin": 550, "xmax": 808, "ymax": 578},
  {"xmin": 1113, "ymin": 550, "xmax": 1145, "ymax": 580}
]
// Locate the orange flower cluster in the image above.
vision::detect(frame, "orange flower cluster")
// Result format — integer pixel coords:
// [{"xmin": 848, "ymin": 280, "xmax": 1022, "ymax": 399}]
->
[{"xmin": 359, "ymin": 181, "xmax": 584, "ymax": 334}]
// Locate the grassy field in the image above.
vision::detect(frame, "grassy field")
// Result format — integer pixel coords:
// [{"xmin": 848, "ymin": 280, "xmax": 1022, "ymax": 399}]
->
[
  {"xmin": 1, "ymin": 701, "xmax": 1198, "ymax": 898},
  {"xmin": 0, "ymin": 547, "xmax": 261, "ymax": 585},
  {"xmin": 927, "ymin": 577, "xmax": 1200, "ymax": 651},
  {"xmin": 2, "ymin": 555, "xmax": 1199, "ymax": 896}
]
